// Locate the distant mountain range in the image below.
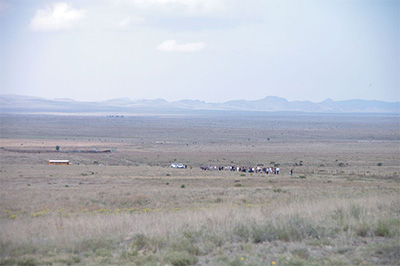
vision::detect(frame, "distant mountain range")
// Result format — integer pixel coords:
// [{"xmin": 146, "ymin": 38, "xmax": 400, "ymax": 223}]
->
[{"xmin": 0, "ymin": 94, "xmax": 399, "ymax": 114}]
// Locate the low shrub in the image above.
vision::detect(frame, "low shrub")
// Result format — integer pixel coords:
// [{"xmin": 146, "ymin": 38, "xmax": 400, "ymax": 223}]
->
[
  {"xmin": 16, "ymin": 258, "xmax": 36, "ymax": 266},
  {"xmin": 164, "ymin": 251, "xmax": 198, "ymax": 266},
  {"xmin": 171, "ymin": 238, "xmax": 202, "ymax": 256},
  {"xmin": 349, "ymin": 204, "xmax": 364, "ymax": 220},
  {"xmin": 214, "ymin": 197, "xmax": 223, "ymax": 203},
  {"xmin": 373, "ymin": 241, "xmax": 400, "ymax": 265},
  {"xmin": 292, "ymin": 248, "xmax": 309, "ymax": 259},
  {"xmin": 249, "ymin": 216, "xmax": 321, "ymax": 243},
  {"xmin": 129, "ymin": 234, "xmax": 156, "ymax": 256},
  {"xmin": 76, "ymin": 238, "xmax": 115, "ymax": 255},
  {"xmin": 355, "ymin": 223, "xmax": 370, "ymax": 237},
  {"xmin": 375, "ymin": 220, "xmax": 390, "ymax": 237},
  {"xmin": 233, "ymin": 224, "xmax": 251, "ymax": 242}
]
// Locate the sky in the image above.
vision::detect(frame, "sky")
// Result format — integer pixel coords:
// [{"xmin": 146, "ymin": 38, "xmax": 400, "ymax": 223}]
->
[{"xmin": 0, "ymin": 0, "xmax": 399, "ymax": 103}]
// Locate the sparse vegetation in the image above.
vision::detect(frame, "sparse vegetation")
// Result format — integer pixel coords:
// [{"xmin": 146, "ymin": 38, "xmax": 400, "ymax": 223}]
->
[
  {"xmin": 0, "ymin": 113, "xmax": 399, "ymax": 265},
  {"xmin": 1, "ymin": 194, "xmax": 398, "ymax": 265}
]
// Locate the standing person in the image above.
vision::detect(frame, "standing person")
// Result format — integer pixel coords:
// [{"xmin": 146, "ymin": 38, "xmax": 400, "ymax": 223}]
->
[
  {"xmin": 276, "ymin": 167, "xmax": 280, "ymax": 175},
  {"xmin": 290, "ymin": 169, "xmax": 293, "ymax": 176}
]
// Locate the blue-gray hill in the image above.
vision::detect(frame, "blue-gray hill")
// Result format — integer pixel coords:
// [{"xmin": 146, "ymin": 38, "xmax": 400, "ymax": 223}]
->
[{"xmin": 0, "ymin": 94, "xmax": 398, "ymax": 114}]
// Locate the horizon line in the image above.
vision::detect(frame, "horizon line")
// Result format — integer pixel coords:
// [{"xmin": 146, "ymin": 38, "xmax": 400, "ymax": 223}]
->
[{"xmin": 1, "ymin": 94, "xmax": 400, "ymax": 104}]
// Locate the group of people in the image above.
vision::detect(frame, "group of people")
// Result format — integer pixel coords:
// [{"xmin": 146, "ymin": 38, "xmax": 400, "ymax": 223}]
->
[{"xmin": 200, "ymin": 165, "xmax": 280, "ymax": 174}]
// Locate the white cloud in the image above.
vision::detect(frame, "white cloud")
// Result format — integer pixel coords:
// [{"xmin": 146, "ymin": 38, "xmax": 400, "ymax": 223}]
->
[
  {"xmin": 115, "ymin": 16, "xmax": 145, "ymax": 29},
  {"xmin": 157, "ymin": 40, "xmax": 205, "ymax": 52},
  {"xmin": 29, "ymin": 2, "xmax": 86, "ymax": 32},
  {"xmin": 118, "ymin": 0, "xmax": 223, "ymax": 16},
  {"xmin": 108, "ymin": 0, "xmax": 264, "ymax": 31},
  {"xmin": 118, "ymin": 17, "xmax": 131, "ymax": 28}
]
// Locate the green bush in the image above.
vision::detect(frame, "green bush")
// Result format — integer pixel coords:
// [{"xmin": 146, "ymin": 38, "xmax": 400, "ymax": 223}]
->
[
  {"xmin": 292, "ymin": 248, "xmax": 309, "ymax": 259},
  {"xmin": 129, "ymin": 234, "xmax": 153, "ymax": 255},
  {"xmin": 373, "ymin": 241, "xmax": 400, "ymax": 265},
  {"xmin": 280, "ymin": 217, "xmax": 320, "ymax": 241},
  {"xmin": 76, "ymin": 238, "xmax": 115, "ymax": 255},
  {"xmin": 375, "ymin": 220, "xmax": 390, "ymax": 237},
  {"xmin": 165, "ymin": 251, "xmax": 198, "ymax": 266},
  {"xmin": 171, "ymin": 238, "xmax": 202, "ymax": 256},
  {"xmin": 350, "ymin": 204, "xmax": 364, "ymax": 220},
  {"xmin": 251, "ymin": 223, "xmax": 274, "ymax": 243},
  {"xmin": 249, "ymin": 217, "xmax": 321, "ymax": 243},
  {"xmin": 16, "ymin": 258, "xmax": 36, "ymax": 266},
  {"xmin": 332, "ymin": 208, "xmax": 345, "ymax": 226},
  {"xmin": 233, "ymin": 224, "xmax": 251, "ymax": 242},
  {"xmin": 355, "ymin": 223, "xmax": 369, "ymax": 237}
]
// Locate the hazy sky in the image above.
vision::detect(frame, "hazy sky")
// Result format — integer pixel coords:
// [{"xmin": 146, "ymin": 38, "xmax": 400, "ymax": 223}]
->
[{"xmin": 0, "ymin": 0, "xmax": 399, "ymax": 103}]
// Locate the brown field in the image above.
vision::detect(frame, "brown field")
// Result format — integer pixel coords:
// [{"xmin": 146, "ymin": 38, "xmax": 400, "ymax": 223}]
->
[{"xmin": 1, "ymin": 113, "xmax": 399, "ymax": 266}]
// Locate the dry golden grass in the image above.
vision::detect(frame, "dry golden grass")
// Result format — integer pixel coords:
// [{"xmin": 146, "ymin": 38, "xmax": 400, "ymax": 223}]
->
[{"xmin": 1, "ymin": 113, "xmax": 399, "ymax": 265}]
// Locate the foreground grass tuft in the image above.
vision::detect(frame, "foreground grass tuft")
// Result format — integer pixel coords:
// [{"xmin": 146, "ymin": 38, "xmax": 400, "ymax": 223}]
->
[
  {"xmin": 1, "ymin": 182, "xmax": 399, "ymax": 266},
  {"xmin": 373, "ymin": 240, "xmax": 400, "ymax": 265},
  {"xmin": 248, "ymin": 216, "xmax": 321, "ymax": 243},
  {"xmin": 165, "ymin": 251, "xmax": 198, "ymax": 266}
]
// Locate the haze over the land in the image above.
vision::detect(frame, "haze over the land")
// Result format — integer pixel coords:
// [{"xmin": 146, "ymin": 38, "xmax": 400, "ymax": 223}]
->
[
  {"xmin": 1, "ymin": 0, "xmax": 399, "ymax": 103},
  {"xmin": 1, "ymin": 94, "xmax": 399, "ymax": 114}
]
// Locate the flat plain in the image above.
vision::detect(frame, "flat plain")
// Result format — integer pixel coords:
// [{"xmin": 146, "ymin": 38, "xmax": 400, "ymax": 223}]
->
[{"xmin": 0, "ymin": 112, "xmax": 399, "ymax": 266}]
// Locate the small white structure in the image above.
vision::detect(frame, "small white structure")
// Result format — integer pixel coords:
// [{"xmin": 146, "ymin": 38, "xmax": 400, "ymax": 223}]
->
[{"xmin": 47, "ymin": 160, "xmax": 70, "ymax": 165}]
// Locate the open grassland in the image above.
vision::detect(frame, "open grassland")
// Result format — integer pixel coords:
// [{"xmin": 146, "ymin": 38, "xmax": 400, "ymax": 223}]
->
[{"xmin": 0, "ymin": 113, "xmax": 399, "ymax": 265}]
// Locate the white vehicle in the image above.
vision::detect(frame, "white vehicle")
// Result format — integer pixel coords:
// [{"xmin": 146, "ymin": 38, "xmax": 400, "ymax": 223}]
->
[{"xmin": 170, "ymin": 163, "xmax": 186, "ymax": 169}]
